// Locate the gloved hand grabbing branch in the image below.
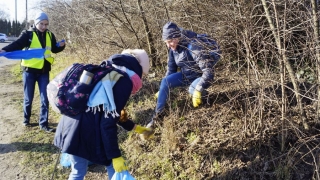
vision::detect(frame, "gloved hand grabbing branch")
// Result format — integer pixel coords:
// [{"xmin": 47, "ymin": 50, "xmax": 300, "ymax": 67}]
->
[
  {"xmin": 112, "ymin": 156, "xmax": 128, "ymax": 172},
  {"xmin": 134, "ymin": 125, "xmax": 151, "ymax": 134},
  {"xmin": 135, "ymin": 125, "xmax": 154, "ymax": 140},
  {"xmin": 192, "ymin": 90, "xmax": 202, "ymax": 108}
]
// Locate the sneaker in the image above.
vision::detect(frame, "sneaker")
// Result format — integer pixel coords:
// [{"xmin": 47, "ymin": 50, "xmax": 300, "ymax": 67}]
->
[
  {"xmin": 23, "ymin": 122, "xmax": 31, "ymax": 127},
  {"xmin": 146, "ymin": 113, "xmax": 158, "ymax": 129},
  {"xmin": 146, "ymin": 120, "xmax": 155, "ymax": 129},
  {"xmin": 40, "ymin": 126, "xmax": 55, "ymax": 133},
  {"xmin": 148, "ymin": 111, "xmax": 164, "ymax": 126},
  {"xmin": 139, "ymin": 120, "xmax": 155, "ymax": 141}
]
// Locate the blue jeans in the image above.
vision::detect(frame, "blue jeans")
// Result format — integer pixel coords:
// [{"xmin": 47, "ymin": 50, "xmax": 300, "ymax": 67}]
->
[
  {"xmin": 156, "ymin": 72, "xmax": 200, "ymax": 113},
  {"xmin": 22, "ymin": 71, "xmax": 49, "ymax": 127},
  {"xmin": 68, "ymin": 154, "xmax": 115, "ymax": 180}
]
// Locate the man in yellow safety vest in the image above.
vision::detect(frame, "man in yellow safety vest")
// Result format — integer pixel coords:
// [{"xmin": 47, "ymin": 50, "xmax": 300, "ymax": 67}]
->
[{"xmin": 0, "ymin": 12, "xmax": 66, "ymax": 132}]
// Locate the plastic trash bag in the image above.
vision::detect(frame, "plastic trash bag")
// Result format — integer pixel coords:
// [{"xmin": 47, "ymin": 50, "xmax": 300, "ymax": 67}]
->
[
  {"xmin": 56, "ymin": 39, "xmax": 65, "ymax": 47},
  {"xmin": 60, "ymin": 153, "xmax": 71, "ymax": 168},
  {"xmin": 111, "ymin": 170, "xmax": 135, "ymax": 180},
  {"xmin": 60, "ymin": 153, "xmax": 95, "ymax": 168},
  {"xmin": 0, "ymin": 49, "xmax": 45, "ymax": 59}
]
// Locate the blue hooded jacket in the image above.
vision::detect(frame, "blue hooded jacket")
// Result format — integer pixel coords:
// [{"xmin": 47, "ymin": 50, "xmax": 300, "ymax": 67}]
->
[{"xmin": 163, "ymin": 22, "xmax": 215, "ymax": 92}]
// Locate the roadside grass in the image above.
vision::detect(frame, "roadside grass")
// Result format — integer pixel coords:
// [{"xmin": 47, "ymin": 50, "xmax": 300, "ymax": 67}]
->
[{"xmin": 8, "ymin": 64, "xmax": 21, "ymax": 83}]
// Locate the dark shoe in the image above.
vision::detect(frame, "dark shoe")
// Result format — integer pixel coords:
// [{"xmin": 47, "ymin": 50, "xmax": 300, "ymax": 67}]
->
[
  {"xmin": 23, "ymin": 122, "xmax": 31, "ymax": 127},
  {"xmin": 40, "ymin": 126, "xmax": 55, "ymax": 133}
]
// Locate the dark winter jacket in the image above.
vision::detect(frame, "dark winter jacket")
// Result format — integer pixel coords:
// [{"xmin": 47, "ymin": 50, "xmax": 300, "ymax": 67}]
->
[
  {"xmin": 54, "ymin": 54, "xmax": 142, "ymax": 166},
  {"xmin": 166, "ymin": 29, "xmax": 214, "ymax": 92},
  {"xmin": 54, "ymin": 73, "xmax": 134, "ymax": 166},
  {"xmin": 2, "ymin": 27, "xmax": 65, "ymax": 73}
]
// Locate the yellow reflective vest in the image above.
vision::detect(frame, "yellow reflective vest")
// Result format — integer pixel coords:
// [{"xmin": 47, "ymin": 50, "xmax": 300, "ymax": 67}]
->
[{"xmin": 21, "ymin": 32, "xmax": 54, "ymax": 69}]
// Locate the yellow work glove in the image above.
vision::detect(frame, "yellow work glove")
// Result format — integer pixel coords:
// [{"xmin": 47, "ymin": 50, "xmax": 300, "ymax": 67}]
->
[
  {"xmin": 135, "ymin": 125, "xmax": 154, "ymax": 140},
  {"xmin": 112, "ymin": 156, "xmax": 128, "ymax": 172},
  {"xmin": 134, "ymin": 125, "xmax": 152, "ymax": 134},
  {"xmin": 192, "ymin": 90, "xmax": 202, "ymax": 108},
  {"xmin": 154, "ymin": 91, "xmax": 159, "ymax": 99}
]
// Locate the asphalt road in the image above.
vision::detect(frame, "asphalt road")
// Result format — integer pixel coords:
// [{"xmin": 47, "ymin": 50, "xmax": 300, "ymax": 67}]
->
[{"xmin": 0, "ymin": 42, "xmax": 20, "ymax": 67}]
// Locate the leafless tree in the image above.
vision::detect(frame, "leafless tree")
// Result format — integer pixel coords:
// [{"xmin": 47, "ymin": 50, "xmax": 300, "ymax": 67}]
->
[{"xmin": 0, "ymin": 8, "xmax": 9, "ymax": 20}]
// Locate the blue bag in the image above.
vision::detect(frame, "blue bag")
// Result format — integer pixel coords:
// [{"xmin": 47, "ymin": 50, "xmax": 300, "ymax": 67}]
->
[
  {"xmin": 0, "ymin": 49, "xmax": 45, "ymax": 60},
  {"xmin": 60, "ymin": 153, "xmax": 71, "ymax": 168},
  {"xmin": 111, "ymin": 170, "xmax": 135, "ymax": 180},
  {"xmin": 60, "ymin": 153, "xmax": 94, "ymax": 168}
]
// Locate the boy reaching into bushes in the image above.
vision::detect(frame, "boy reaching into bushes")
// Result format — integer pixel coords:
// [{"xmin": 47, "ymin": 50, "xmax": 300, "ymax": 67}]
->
[{"xmin": 148, "ymin": 21, "xmax": 220, "ymax": 128}]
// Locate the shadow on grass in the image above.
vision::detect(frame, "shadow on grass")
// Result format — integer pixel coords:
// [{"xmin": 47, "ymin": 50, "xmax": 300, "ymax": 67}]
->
[
  {"xmin": 0, "ymin": 122, "xmax": 60, "ymax": 155},
  {"xmin": 0, "ymin": 141, "xmax": 58, "ymax": 154}
]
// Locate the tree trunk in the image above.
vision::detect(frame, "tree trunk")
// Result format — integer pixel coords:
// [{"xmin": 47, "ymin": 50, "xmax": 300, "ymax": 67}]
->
[
  {"xmin": 280, "ymin": 55, "xmax": 286, "ymax": 152},
  {"xmin": 311, "ymin": 0, "xmax": 320, "ymax": 123},
  {"xmin": 261, "ymin": 0, "xmax": 308, "ymax": 130},
  {"xmin": 137, "ymin": 0, "xmax": 157, "ymax": 66}
]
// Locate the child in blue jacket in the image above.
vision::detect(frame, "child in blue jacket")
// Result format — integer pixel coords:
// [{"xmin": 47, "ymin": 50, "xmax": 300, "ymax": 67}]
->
[{"xmin": 149, "ymin": 22, "xmax": 220, "ymax": 127}]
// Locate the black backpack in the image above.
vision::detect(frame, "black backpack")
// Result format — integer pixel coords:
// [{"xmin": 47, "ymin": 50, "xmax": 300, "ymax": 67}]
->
[{"xmin": 187, "ymin": 34, "xmax": 221, "ymax": 66}]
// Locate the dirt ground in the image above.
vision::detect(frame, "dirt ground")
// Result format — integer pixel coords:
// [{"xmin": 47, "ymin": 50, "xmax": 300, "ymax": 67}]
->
[{"xmin": 0, "ymin": 56, "xmax": 27, "ymax": 180}]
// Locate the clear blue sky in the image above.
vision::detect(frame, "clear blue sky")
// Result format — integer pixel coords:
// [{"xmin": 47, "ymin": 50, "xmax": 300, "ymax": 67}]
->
[{"xmin": 0, "ymin": 0, "xmax": 41, "ymax": 22}]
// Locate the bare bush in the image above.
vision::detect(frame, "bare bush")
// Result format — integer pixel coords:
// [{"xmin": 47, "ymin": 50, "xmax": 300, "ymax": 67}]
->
[{"xmin": 34, "ymin": 0, "xmax": 320, "ymax": 179}]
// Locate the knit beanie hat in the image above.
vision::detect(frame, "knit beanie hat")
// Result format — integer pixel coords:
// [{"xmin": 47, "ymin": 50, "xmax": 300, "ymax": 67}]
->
[
  {"xmin": 121, "ymin": 49, "xmax": 150, "ymax": 75},
  {"xmin": 34, "ymin": 12, "xmax": 49, "ymax": 25},
  {"xmin": 108, "ymin": 54, "xmax": 143, "ymax": 78},
  {"xmin": 162, "ymin": 22, "xmax": 181, "ymax": 40}
]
